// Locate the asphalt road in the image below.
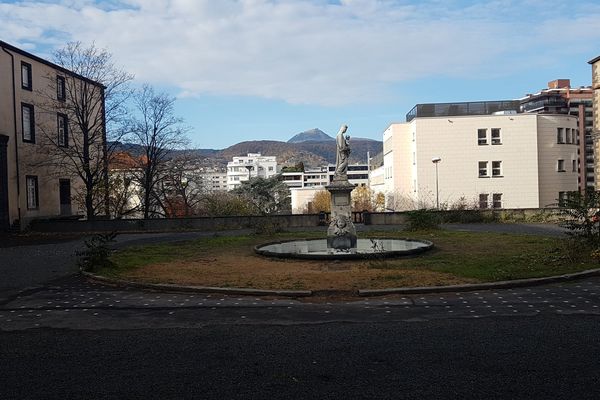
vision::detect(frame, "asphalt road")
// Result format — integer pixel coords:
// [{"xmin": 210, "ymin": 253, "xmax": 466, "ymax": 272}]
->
[
  {"xmin": 2, "ymin": 316, "xmax": 599, "ymax": 400},
  {"xmin": 1, "ymin": 275, "xmax": 600, "ymax": 399}
]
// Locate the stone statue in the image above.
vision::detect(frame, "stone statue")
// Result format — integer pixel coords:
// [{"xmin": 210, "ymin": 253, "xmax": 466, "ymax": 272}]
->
[{"xmin": 334, "ymin": 124, "xmax": 350, "ymax": 177}]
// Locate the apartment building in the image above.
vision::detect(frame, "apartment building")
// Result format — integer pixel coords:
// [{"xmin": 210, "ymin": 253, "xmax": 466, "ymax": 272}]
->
[
  {"xmin": 0, "ymin": 41, "xmax": 105, "ymax": 230},
  {"xmin": 520, "ymin": 79, "xmax": 594, "ymax": 190},
  {"xmin": 226, "ymin": 153, "xmax": 277, "ymax": 191},
  {"xmin": 281, "ymin": 164, "xmax": 370, "ymax": 189},
  {"xmin": 198, "ymin": 169, "xmax": 228, "ymax": 192},
  {"xmin": 286, "ymin": 164, "xmax": 370, "ymax": 213},
  {"xmin": 590, "ymin": 56, "xmax": 600, "ymax": 183},
  {"xmin": 382, "ymin": 104, "xmax": 578, "ymax": 210}
]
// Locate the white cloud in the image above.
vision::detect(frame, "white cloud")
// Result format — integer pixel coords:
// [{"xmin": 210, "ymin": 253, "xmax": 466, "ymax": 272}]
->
[{"xmin": 1, "ymin": 0, "xmax": 600, "ymax": 105}]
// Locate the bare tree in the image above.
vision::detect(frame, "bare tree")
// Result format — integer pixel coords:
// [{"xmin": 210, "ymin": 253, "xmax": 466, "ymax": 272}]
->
[
  {"xmin": 34, "ymin": 41, "xmax": 133, "ymax": 219},
  {"xmin": 154, "ymin": 153, "xmax": 206, "ymax": 217},
  {"xmin": 127, "ymin": 85, "xmax": 189, "ymax": 219}
]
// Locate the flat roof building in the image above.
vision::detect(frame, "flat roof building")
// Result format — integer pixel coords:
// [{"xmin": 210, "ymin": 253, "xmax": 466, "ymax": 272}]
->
[
  {"xmin": 590, "ymin": 56, "xmax": 600, "ymax": 185},
  {"xmin": 383, "ymin": 112, "xmax": 578, "ymax": 210},
  {"xmin": 519, "ymin": 79, "xmax": 594, "ymax": 190}
]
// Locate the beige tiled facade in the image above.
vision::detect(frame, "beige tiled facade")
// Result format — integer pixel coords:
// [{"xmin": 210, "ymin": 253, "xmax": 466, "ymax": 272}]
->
[
  {"xmin": 382, "ymin": 114, "xmax": 578, "ymax": 210},
  {"xmin": 0, "ymin": 41, "xmax": 104, "ymax": 229}
]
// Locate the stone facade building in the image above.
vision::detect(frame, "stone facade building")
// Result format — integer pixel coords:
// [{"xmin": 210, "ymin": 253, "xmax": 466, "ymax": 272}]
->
[{"xmin": 0, "ymin": 41, "xmax": 105, "ymax": 230}]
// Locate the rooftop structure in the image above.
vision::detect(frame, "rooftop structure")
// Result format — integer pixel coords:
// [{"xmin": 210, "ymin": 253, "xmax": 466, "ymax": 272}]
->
[{"xmin": 406, "ymin": 100, "xmax": 520, "ymax": 122}]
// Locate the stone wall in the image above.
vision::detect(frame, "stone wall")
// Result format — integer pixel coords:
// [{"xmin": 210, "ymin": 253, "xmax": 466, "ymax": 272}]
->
[
  {"xmin": 29, "ymin": 214, "xmax": 320, "ymax": 233},
  {"xmin": 28, "ymin": 208, "xmax": 562, "ymax": 233}
]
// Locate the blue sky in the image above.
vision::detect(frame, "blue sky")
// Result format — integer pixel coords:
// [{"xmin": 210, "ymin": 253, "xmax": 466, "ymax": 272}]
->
[{"xmin": 1, "ymin": 0, "xmax": 600, "ymax": 149}]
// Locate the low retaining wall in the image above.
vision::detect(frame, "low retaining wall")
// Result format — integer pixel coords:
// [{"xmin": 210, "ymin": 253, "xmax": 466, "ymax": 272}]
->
[
  {"xmin": 365, "ymin": 208, "xmax": 561, "ymax": 225},
  {"xmin": 29, "ymin": 214, "xmax": 320, "ymax": 233},
  {"xmin": 28, "ymin": 208, "xmax": 562, "ymax": 233}
]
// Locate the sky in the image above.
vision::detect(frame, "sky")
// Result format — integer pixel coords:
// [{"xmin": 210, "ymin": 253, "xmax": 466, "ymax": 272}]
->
[{"xmin": 1, "ymin": 0, "xmax": 600, "ymax": 150}]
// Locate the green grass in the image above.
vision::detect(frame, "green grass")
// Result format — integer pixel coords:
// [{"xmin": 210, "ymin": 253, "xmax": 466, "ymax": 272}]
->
[
  {"xmin": 362, "ymin": 230, "xmax": 597, "ymax": 281},
  {"xmin": 102, "ymin": 229, "xmax": 599, "ymax": 283}
]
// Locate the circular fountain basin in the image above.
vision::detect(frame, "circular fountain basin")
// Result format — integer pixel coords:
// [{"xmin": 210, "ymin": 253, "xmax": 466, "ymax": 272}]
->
[{"xmin": 254, "ymin": 238, "xmax": 433, "ymax": 260}]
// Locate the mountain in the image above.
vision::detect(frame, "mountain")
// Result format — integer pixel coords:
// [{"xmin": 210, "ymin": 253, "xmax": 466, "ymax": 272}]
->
[{"xmin": 287, "ymin": 128, "xmax": 334, "ymax": 143}]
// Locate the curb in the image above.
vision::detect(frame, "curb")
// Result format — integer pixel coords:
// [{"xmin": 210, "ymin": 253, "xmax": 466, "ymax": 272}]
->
[
  {"xmin": 358, "ymin": 268, "xmax": 600, "ymax": 296},
  {"xmin": 82, "ymin": 272, "xmax": 313, "ymax": 297},
  {"xmin": 84, "ymin": 267, "xmax": 600, "ymax": 298}
]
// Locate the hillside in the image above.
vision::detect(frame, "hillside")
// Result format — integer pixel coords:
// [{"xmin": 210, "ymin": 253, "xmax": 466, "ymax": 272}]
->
[
  {"xmin": 219, "ymin": 139, "xmax": 382, "ymax": 167},
  {"xmin": 112, "ymin": 134, "xmax": 383, "ymax": 169}
]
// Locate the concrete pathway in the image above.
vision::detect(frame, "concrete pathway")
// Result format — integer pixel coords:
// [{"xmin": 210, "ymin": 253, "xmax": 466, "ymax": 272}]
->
[{"xmin": 1, "ymin": 274, "xmax": 599, "ymax": 330}]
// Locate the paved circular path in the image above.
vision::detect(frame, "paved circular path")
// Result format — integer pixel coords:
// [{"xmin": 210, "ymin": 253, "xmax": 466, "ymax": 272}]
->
[{"xmin": 1, "ymin": 273, "xmax": 599, "ymax": 331}]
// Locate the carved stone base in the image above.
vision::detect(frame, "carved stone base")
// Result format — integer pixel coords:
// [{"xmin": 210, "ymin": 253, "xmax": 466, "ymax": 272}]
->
[{"xmin": 326, "ymin": 180, "xmax": 357, "ymax": 251}]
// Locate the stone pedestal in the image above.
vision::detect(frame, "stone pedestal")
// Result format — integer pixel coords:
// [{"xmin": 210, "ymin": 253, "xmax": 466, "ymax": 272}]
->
[{"xmin": 326, "ymin": 178, "xmax": 357, "ymax": 251}]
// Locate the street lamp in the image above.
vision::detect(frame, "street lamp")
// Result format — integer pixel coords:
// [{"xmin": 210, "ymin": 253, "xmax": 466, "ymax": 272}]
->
[{"xmin": 431, "ymin": 157, "xmax": 441, "ymax": 209}]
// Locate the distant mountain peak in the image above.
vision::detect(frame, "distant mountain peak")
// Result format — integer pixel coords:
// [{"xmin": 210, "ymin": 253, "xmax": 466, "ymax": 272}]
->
[{"xmin": 288, "ymin": 128, "xmax": 334, "ymax": 143}]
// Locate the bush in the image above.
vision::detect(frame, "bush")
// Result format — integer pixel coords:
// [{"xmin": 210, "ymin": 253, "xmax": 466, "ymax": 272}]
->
[
  {"xmin": 252, "ymin": 219, "xmax": 285, "ymax": 235},
  {"xmin": 77, "ymin": 232, "xmax": 117, "ymax": 272},
  {"xmin": 405, "ymin": 209, "xmax": 440, "ymax": 231},
  {"xmin": 558, "ymin": 190, "xmax": 600, "ymax": 247}
]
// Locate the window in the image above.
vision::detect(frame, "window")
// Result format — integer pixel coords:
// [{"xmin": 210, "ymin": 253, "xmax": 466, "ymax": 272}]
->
[
  {"xmin": 477, "ymin": 129, "xmax": 487, "ymax": 145},
  {"xmin": 492, "ymin": 193, "xmax": 502, "ymax": 209},
  {"xmin": 21, "ymin": 103, "xmax": 35, "ymax": 143},
  {"xmin": 479, "ymin": 194, "xmax": 489, "ymax": 209},
  {"xmin": 268, "ymin": 166, "xmax": 274, "ymax": 171},
  {"xmin": 26, "ymin": 175, "xmax": 38, "ymax": 209},
  {"xmin": 478, "ymin": 161, "xmax": 488, "ymax": 177},
  {"xmin": 492, "ymin": 161, "xmax": 502, "ymax": 177},
  {"xmin": 21, "ymin": 62, "xmax": 32, "ymax": 90},
  {"xmin": 572, "ymin": 160, "xmax": 577, "ymax": 173},
  {"xmin": 56, "ymin": 76, "xmax": 66, "ymax": 101},
  {"xmin": 566, "ymin": 128, "xmax": 572, "ymax": 144},
  {"xmin": 557, "ymin": 159, "xmax": 565, "ymax": 172},
  {"xmin": 557, "ymin": 128, "xmax": 565, "ymax": 144},
  {"xmin": 57, "ymin": 113, "xmax": 68, "ymax": 147},
  {"xmin": 491, "ymin": 128, "xmax": 501, "ymax": 145}
]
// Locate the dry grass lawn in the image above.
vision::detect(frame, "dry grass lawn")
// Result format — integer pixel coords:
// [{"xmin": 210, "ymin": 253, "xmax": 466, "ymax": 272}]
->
[{"xmin": 103, "ymin": 229, "xmax": 594, "ymax": 291}]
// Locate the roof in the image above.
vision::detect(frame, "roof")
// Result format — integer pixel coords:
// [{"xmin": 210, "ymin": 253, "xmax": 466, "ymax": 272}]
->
[
  {"xmin": 0, "ymin": 40, "xmax": 105, "ymax": 88},
  {"xmin": 588, "ymin": 55, "xmax": 600, "ymax": 64}
]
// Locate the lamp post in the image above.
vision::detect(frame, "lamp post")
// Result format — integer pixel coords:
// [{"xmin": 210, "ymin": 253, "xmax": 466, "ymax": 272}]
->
[{"xmin": 431, "ymin": 157, "xmax": 441, "ymax": 209}]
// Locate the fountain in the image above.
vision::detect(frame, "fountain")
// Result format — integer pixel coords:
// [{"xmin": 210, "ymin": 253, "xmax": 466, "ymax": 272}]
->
[{"xmin": 254, "ymin": 124, "xmax": 433, "ymax": 260}]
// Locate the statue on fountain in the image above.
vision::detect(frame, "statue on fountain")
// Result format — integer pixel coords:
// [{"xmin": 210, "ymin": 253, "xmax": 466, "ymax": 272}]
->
[
  {"xmin": 326, "ymin": 124, "xmax": 357, "ymax": 251},
  {"xmin": 334, "ymin": 124, "xmax": 350, "ymax": 178}
]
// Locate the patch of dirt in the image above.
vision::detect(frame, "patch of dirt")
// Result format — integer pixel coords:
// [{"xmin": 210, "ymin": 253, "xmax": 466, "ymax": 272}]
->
[{"xmin": 120, "ymin": 251, "xmax": 478, "ymax": 291}]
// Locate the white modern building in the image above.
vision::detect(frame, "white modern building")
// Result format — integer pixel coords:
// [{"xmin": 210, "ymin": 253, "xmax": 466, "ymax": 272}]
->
[
  {"xmin": 226, "ymin": 153, "xmax": 278, "ymax": 191},
  {"xmin": 282, "ymin": 164, "xmax": 370, "ymax": 190},
  {"xmin": 381, "ymin": 109, "xmax": 578, "ymax": 210},
  {"xmin": 197, "ymin": 170, "xmax": 228, "ymax": 192},
  {"xmin": 286, "ymin": 164, "xmax": 371, "ymax": 213}
]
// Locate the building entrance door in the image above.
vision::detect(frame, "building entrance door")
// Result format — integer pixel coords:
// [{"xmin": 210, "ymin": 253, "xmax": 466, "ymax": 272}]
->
[
  {"xmin": 0, "ymin": 135, "xmax": 9, "ymax": 231},
  {"xmin": 59, "ymin": 179, "xmax": 71, "ymax": 216}
]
